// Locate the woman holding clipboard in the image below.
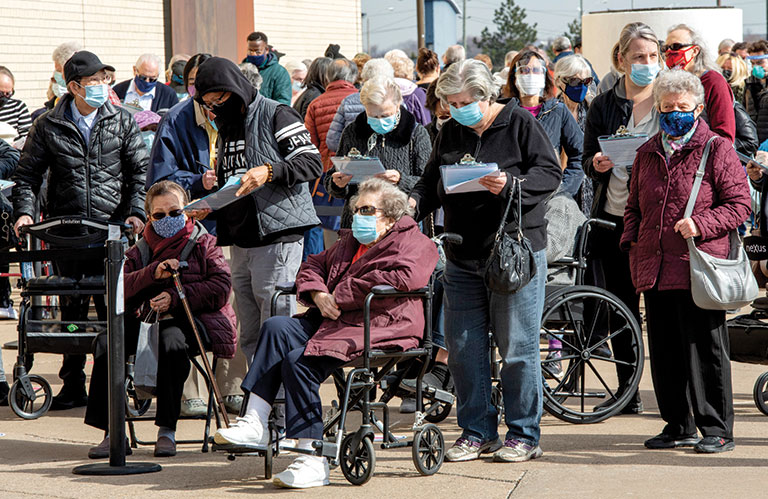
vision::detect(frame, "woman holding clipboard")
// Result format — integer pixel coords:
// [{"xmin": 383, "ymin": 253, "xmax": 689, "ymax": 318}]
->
[{"xmin": 582, "ymin": 22, "xmax": 663, "ymax": 415}]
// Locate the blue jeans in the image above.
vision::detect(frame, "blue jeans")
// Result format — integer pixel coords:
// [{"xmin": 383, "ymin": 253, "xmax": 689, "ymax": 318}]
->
[{"xmin": 443, "ymin": 250, "xmax": 546, "ymax": 446}]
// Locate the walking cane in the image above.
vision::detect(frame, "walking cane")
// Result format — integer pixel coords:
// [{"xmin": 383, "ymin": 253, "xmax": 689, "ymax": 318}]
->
[{"xmin": 167, "ymin": 263, "xmax": 230, "ymax": 428}]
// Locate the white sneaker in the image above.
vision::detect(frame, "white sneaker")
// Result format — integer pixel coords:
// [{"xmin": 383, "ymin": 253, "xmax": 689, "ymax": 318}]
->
[
  {"xmin": 0, "ymin": 304, "xmax": 18, "ymax": 320},
  {"xmin": 273, "ymin": 456, "xmax": 330, "ymax": 489},
  {"xmin": 213, "ymin": 414, "xmax": 268, "ymax": 446}
]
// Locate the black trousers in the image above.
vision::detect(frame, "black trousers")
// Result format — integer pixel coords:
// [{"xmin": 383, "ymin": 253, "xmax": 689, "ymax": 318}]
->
[
  {"xmin": 55, "ymin": 258, "xmax": 106, "ymax": 392},
  {"xmin": 241, "ymin": 315, "xmax": 345, "ymax": 439},
  {"xmin": 644, "ymin": 288, "xmax": 734, "ymax": 438},
  {"xmin": 587, "ymin": 212, "xmax": 642, "ymax": 389},
  {"xmin": 85, "ymin": 319, "xmax": 192, "ymax": 431}
]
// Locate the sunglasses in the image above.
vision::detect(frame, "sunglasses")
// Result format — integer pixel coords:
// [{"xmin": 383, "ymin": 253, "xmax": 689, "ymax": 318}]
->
[
  {"xmin": 136, "ymin": 74, "xmax": 158, "ymax": 83},
  {"xmin": 516, "ymin": 66, "xmax": 546, "ymax": 75},
  {"xmin": 353, "ymin": 205, "xmax": 379, "ymax": 216},
  {"xmin": 151, "ymin": 208, "xmax": 184, "ymax": 220},
  {"xmin": 662, "ymin": 43, "xmax": 693, "ymax": 53},
  {"xmin": 564, "ymin": 77, "xmax": 593, "ymax": 86}
]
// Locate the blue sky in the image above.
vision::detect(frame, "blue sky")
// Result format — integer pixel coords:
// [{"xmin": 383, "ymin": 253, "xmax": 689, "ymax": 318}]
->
[{"xmin": 362, "ymin": 0, "xmax": 767, "ymax": 52}]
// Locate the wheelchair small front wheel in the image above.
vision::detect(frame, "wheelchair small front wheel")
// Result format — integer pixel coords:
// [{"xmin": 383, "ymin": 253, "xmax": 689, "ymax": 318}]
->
[
  {"xmin": 412, "ymin": 423, "xmax": 444, "ymax": 476},
  {"xmin": 753, "ymin": 372, "xmax": 768, "ymax": 416},
  {"xmin": 424, "ymin": 398, "xmax": 452, "ymax": 424},
  {"xmin": 340, "ymin": 433, "xmax": 375, "ymax": 485},
  {"xmin": 9, "ymin": 374, "xmax": 52, "ymax": 419}
]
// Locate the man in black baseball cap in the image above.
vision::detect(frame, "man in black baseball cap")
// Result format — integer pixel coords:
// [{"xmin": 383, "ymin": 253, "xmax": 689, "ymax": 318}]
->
[{"xmin": 63, "ymin": 50, "xmax": 115, "ymax": 84}]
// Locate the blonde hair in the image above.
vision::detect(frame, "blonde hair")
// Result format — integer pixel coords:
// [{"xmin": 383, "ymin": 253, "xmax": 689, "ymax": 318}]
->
[
  {"xmin": 716, "ymin": 53, "xmax": 748, "ymax": 87},
  {"xmin": 613, "ymin": 22, "xmax": 661, "ymax": 74},
  {"xmin": 389, "ymin": 56, "xmax": 415, "ymax": 80}
]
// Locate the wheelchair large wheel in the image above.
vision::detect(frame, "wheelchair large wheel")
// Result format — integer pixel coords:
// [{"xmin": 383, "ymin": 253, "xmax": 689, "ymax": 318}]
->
[
  {"xmin": 540, "ymin": 286, "xmax": 643, "ymax": 424},
  {"xmin": 412, "ymin": 423, "xmax": 444, "ymax": 476},
  {"xmin": 753, "ymin": 372, "xmax": 768, "ymax": 416},
  {"xmin": 125, "ymin": 376, "xmax": 151, "ymax": 417},
  {"xmin": 9, "ymin": 375, "xmax": 52, "ymax": 419},
  {"xmin": 340, "ymin": 433, "xmax": 375, "ymax": 485}
]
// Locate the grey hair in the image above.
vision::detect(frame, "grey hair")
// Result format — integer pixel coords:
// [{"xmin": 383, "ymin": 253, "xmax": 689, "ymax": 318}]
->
[
  {"xmin": 384, "ymin": 49, "xmax": 409, "ymax": 63},
  {"xmin": 552, "ymin": 36, "xmax": 572, "ymax": 53},
  {"xmin": 652, "ymin": 69, "xmax": 705, "ymax": 108},
  {"xmin": 443, "ymin": 45, "xmax": 466, "ymax": 65},
  {"xmin": 238, "ymin": 62, "xmax": 263, "ymax": 90},
  {"xmin": 52, "ymin": 41, "xmax": 82, "ymax": 67},
  {"xmin": 325, "ymin": 58, "xmax": 358, "ymax": 84},
  {"xmin": 350, "ymin": 177, "xmax": 414, "ymax": 221},
  {"xmin": 283, "ymin": 60, "xmax": 307, "ymax": 74},
  {"xmin": 504, "ymin": 50, "xmax": 518, "ymax": 67},
  {"xmin": 667, "ymin": 24, "xmax": 720, "ymax": 76},
  {"xmin": 614, "ymin": 22, "xmax": 660, "ymax": 74},
  {"xmin": 554, "ymin": 54, "xmax": 592, "ymax": 84},
  {"xmin": 718, "ymin": 38, "xmax": 735, "ymax": 54},
  {"xmin": 436, "ymin": 58, "xmax": 498, "ymax": 105},
  {"xmin": 136, "ymin": 53, "xmax": 162, "ymax": 70},
  {"xmin": 388, "ymin": 55, "xmax": 415, "ymax": 79},
  {"xmin": 361, "ymin": 58, "xmax": 394, "ymax": 83},
  {"xmin": 360, "ymin": 75, "xmax": 402, "ymax": 107}
]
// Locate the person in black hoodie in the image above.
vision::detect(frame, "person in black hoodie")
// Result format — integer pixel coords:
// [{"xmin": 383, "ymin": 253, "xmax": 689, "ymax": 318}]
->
[
  {"xmin": 410, "ymin": 59, "xmax": 561, "ymax": 464},
  {"xmin": 191, "ymin": 57, "xmax": 322, "ymax": 366}
]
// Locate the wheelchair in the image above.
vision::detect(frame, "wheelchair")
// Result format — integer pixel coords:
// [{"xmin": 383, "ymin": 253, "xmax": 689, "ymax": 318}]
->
[
  {"xmin": 1, "ymin": 216, "xmax": 129, "ymax": 419},
  {"xmin": 213, "ymin": 278, "xmax": 454, "ymax": 485},
  {"xmin": 490, "ymin": 218, "xmax": 645, "ymax": 424}
]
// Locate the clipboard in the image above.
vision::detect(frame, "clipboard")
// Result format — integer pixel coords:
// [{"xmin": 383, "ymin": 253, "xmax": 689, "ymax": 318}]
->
[
  {"xmin": 331, "ymin": 148, "xmax": 386, "ymax": 183},
  {"xmin": 440, "ymin": 154, "xmax": 501, "ymax": 194},
  {"xmin": 598, "ymin": 126, "xmax": 650, "ymax": 168},
  {"xmin": 183, "ymin": 175, "xmax": 244, "ymax": 212},
  {"xmin": 736, "ymin": 150, "xmax": 768, "ymax": 175}
]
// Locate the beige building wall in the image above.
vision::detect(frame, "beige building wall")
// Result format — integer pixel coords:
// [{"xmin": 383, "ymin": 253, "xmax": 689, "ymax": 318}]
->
[
  {"xmin": 254, "ymin": 0, "xmax": 363, "ymax": 64},
  {"xmin": 0, "ymin": 0, "xmax": 166, "ymax": 112}
]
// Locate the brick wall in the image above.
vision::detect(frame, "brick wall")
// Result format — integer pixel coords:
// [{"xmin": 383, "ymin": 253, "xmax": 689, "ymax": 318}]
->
[{"xmin": 0, "ymin": 0, "xmax": 166, "ymax": 111}]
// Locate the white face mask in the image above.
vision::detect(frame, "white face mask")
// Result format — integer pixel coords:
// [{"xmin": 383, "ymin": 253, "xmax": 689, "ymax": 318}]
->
[{"xmin": 516, "ymin": 73, "xmax": 546, "ymax": 97}]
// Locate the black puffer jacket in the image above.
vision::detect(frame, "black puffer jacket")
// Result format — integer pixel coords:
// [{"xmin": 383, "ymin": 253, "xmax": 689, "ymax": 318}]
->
[
  {"xmin": 293, "ymin": 83, "xmax": 324, "ymax": 120},
  {"xmin": 12, "ymin": 95, "xmax": 148, "ymax": 222}
]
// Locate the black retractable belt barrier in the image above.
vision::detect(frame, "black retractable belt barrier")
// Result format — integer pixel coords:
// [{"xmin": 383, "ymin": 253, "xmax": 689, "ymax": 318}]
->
[{"xmin": 73, "ymin": 239, "xmax": 161, "ymax": 475}]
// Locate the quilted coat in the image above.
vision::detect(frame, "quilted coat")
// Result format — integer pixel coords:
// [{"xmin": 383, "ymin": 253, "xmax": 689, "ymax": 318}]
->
[
  {"xmin": 304, "ymin": 80, "xmax": 358, "ymax": 169},
  {"xmin": 325, "ymin": 92, "xmax": 365, "ymax": 152},
  {"xmin": 297, "ymin": 215, "xmax": 438, "ymax": 362},
  {"xmin": 620, "ymin": 120, "xmax": 751, "ymax": 293},
  {"xmin": 124, "ymin": 220, "xmax": 238, "ymax": 358},
  {"xmin": 12, "ymin": 94, "xmax": 148, "ymax": 222}
]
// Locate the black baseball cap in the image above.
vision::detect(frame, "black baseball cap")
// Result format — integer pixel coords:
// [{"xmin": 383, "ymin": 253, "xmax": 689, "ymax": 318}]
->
[{"xmin": 64, "ymin": 51, "xmax": 115, "ymax": 84}]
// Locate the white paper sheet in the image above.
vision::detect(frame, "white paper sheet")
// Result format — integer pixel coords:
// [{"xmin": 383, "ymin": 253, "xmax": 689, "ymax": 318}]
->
[
  {"xmin": 184, "ymin": 175, "xmax": 244, "ymax": 212},
  {"xmin": 331, "ymin": 156, "xmax": 386, "ymax": 183},
  {"xmin": 440, "ymin": 163, "xmax": 501, "ymax": 194},
  {"xmin": 598, "ymin": 135, "xmax": 650, "ymax": 168}
]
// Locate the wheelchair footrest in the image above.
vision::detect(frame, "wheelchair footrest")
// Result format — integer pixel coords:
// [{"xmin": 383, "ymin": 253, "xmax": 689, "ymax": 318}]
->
[{"xmin": 212, "ymin": 442, "xmax": 271, "ymax": 455}]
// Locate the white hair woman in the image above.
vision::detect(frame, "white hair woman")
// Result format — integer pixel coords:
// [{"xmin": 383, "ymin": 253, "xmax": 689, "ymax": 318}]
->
[
  {"xmin": 622, "ymin": 69, "xmax": 750, "ymax": 453},
  {"xmin": 664, "ymin": 23, "xmax": 735, "ymax": 142},
  {"xmin": 410, "ymin": 59, "xmax": 561, "ymax": 463},
  {"xmin": 51, "ymin": 41, "xmax": 82, "ymax": 98}
]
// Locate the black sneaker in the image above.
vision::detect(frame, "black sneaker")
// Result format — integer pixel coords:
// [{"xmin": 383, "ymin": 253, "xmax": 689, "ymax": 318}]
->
[
  {"xmin": 694, "ymin": 436, "xmax": 734, "ymax": 454},
  {"xmin": 644, "ymin": 432, "xmax": 699, "ymax": 449}
]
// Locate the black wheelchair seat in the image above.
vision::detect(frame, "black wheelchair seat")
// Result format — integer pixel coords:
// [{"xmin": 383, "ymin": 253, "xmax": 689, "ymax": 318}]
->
[{"xmin": 24, "ymin": 275, "xmax": 106, "ymax": 295}]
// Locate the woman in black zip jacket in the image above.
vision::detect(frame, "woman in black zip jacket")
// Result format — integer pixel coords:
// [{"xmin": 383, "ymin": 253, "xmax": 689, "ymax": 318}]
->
[
  {"xmin": 410, "ymin": 59, "xmax": 561, "ymax": 464},
  {"xmin": 583, "ymin": 22, "xmax": 663, "ymax": 415}
]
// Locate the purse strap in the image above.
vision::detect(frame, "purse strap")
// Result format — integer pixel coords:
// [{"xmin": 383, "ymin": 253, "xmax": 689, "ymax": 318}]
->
[
  {"xmin": 495, "ymin": 176, "xmax": 524, "ymax": 241},
  {"xmin": 683, "ymin": 136, "xmax": 717, "ymax": 219}
]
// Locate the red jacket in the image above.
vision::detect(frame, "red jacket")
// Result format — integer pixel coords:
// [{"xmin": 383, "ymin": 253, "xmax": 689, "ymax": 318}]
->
[
  {"xmin": 621, "ymin": 120, "xmax": 751, "ymax": 293},
  {"xmin": 124, "ymin": 230, "xmax": 238, "ymax": 359},
  {"xmin": 700, "ymin": 70, "xmax": 736, "ymax": 143},
  {"xmin": 304, "ymin": 80, "xmax": 358, "ymax": 170},
  {"xmin": 297, "ymin": 216, "xmax": 438, "ymax": 362}
]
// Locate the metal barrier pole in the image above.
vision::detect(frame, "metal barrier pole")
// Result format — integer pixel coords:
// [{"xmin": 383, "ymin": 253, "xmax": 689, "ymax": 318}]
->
[{"xmin": 73, "ymin": 238, "xmax": 161, "ymax": 475}]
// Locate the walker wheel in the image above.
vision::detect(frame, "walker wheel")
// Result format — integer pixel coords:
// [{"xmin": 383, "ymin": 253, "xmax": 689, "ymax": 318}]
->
[
  {"xmin": 753, "ymin": 372, "xmax": 768, "ymax": 416},
  {"xmin": 412, "ymin": 423, "xmax": 444, "ymax": 476},
  {"xmin": 9, "ymin": 374, "xmax": 52, "ymax": 419},
  {"xmin": 340, "ymin": 433, "xmax": 375, "ymax": 485}
]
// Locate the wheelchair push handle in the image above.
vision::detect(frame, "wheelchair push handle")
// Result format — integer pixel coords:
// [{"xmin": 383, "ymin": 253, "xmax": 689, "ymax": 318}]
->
[
  {"xmin": 433, "ymin": 232, "xmax": 463, "ymax": 245},
  {"xmin": 587, "ymin": 218, "xmax": 617, "ymax": 231}
]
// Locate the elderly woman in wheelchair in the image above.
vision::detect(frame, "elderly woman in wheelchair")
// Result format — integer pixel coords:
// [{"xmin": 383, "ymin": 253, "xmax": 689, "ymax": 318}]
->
[
  {"xmin": 85, "ymin": 181, "xmax": 237, "ymax": 459},
  {"xmin": 214, "ymin": 177, "xmax": 438, "ymax": 488}
]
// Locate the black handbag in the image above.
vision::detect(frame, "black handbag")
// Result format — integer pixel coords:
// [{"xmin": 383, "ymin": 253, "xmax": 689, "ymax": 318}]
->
[{"xmin": 484, "ymin": 177, "xmax": 537, "ymax": 294}]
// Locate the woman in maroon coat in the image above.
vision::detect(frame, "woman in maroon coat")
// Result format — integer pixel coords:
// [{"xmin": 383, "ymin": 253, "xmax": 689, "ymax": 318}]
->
[
  {"xmin": 621, "ymin": 70, "xmax": 750, "ymax": 454},
  {"xmin": 85, "ymin": 181, "xmax": 236, "ymax": 459},
  {"xmin": 214, "ymin": 177, "xmax": 438, "ymax": 489}
]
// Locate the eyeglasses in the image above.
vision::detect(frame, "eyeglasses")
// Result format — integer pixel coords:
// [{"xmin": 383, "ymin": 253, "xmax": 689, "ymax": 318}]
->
[
  {"xmin": 151, "ymin": 208, "xmax": 184, "ymax": 220},
  {"xmin": 78, "ymin": 72, "xmax": 113, "ymax": 86},
  {"xmin": 516, "ymin": 66, "xmax": 546, "ymax": 75},
  {"xmin": 564, "ymin": 76, "xmax": 593, "ymax": 86},
  {"xmin": 662, "ymin": 43, "xmax": 693, "ymax": 53},
  {"xmin": 353, "ymin": 205, "xmax": 379, "ymax": 216},
  {"xmin": 136, "ymin": 74, "xmax": 158, "ymax": 83},
  {"xmin": 202, "ymin": 93, "xmax": 228, "ymax": 111}
]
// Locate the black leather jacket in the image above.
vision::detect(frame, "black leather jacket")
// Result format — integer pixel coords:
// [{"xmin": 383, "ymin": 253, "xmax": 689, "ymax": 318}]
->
[{"xmin": 12, "ymin": 95, "xmax": 147, "ymax": 222}]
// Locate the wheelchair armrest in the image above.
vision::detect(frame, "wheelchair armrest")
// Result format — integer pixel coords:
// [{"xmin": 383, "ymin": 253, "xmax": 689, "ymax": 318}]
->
[
  {"xmin": 371, "ymin": 285, "xmax": 429, "ymax": 297},
  {"xmin": 274, "ymin": 281, "xmax": 297, "ymax": 293}
]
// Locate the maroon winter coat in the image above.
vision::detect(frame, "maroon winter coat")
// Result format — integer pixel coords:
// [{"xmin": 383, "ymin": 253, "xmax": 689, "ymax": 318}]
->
[
  {"xmin": 620, "ymin": 120, "xmax": 751, "ymax": 293},
  {"xmin": 297, "ymin": 215, "xmax": 438, "ymax": 362},
  {"xmin": 124, "ymin": 226, "xmax": 238, "ymax": 359}
]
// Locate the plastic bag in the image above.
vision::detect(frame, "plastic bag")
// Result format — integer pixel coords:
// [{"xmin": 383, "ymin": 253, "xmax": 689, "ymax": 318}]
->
[{"xmin": 134, "ymin": 311, "xmax": 159, "ymax": 399}]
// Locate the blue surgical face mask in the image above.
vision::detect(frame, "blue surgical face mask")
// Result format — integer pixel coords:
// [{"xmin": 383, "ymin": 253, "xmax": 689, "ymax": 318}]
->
[
  {"xmin": 292, "ymin": 81, "xmax": 303, "ymax": 93},
  {"xmin": 351, "ymin": 214, "xmax": 379, "ymax": 245},
  {"xmin": 449, "ymin": 101, "xmax": 484, "ymax": 127},
  {"xmin": 659, "ymin": 110, "xmax": 697, "ymax": 137},
  {"xmin": 79, "ymin": 83, "xmax": 109, "ymax": 108},
  {"xmin": 53, "ymin": 71, "xmax": 68, "ymax": 97},
  {"xmin": 134, "ymin": 75, "xmax": 157, "ymax": 93},
  {"xmin": 153, "ymin": 213, "xmax": 186, "ymax": 238},
  {"xmin": 53, "ymin": 71, "xmax": 66, "ymax": 87},
  {"xmin": 246, "ymin": 54, "xmax": 267, "ymax": 67},
  {"xmin": 141, "ymin": 130, "xmax": 155, "ymax": 151},
  {"xmin": 754, "ymin": 65, "xmax": 766, "ymax": 80},
  {"xmin": 564, "ymin": 83, "xmax": 588, "ymax": 103},
  {"xmin": 208, "ymin": 118, "xmax": 218, "ymax": 132},
  {"xmin": 629, "ymin": 63, "xmax": 660, "ymax": 87},
  {"xmin": 367, "ymin": 113, "xmax": 398, "ymax": 135}
]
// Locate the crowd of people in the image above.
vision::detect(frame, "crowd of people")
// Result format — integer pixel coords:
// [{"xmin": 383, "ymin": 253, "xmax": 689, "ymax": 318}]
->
[{"xmin": 0, "ymin": 20, "xmax": 762, "ymax": 488}]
